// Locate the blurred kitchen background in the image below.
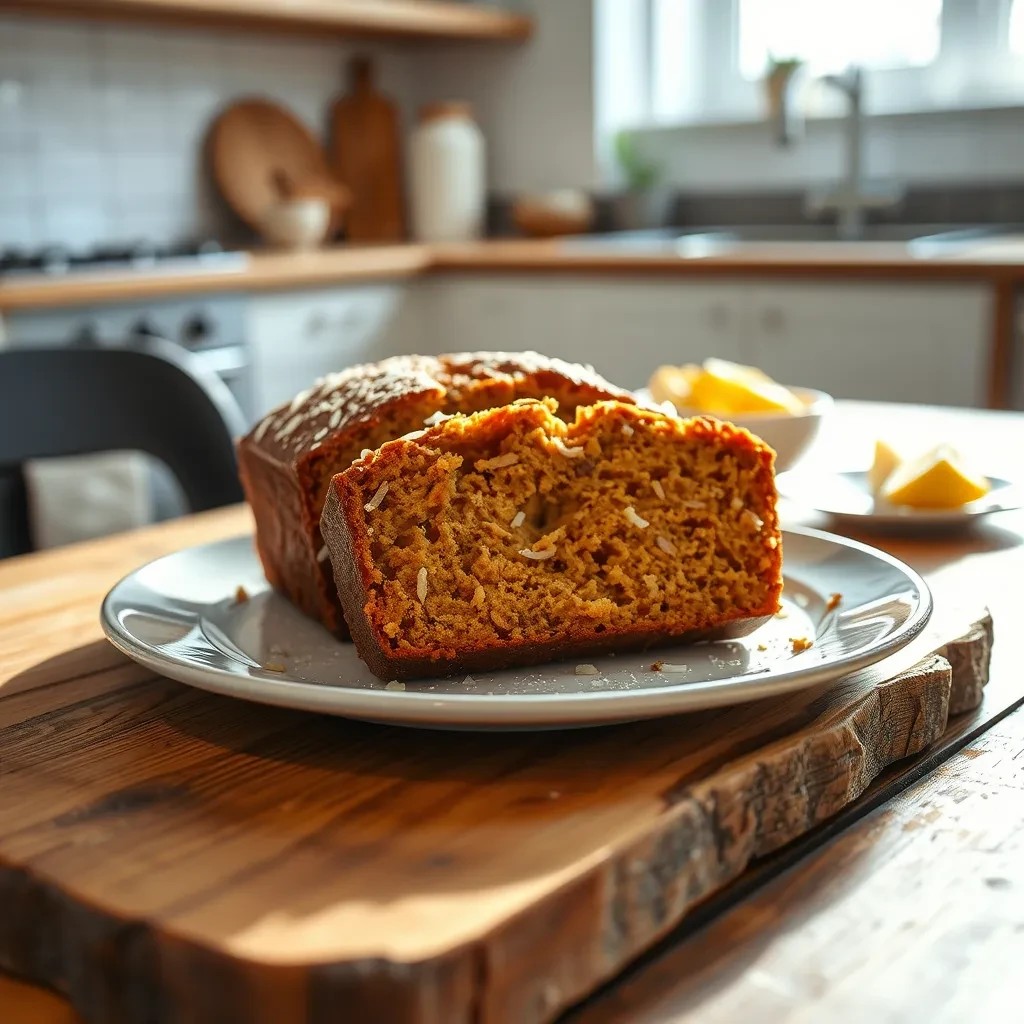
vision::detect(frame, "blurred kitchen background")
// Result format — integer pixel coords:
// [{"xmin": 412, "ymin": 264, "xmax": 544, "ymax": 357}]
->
[{"xmin": 2, "ymin": 0, "xmax": 1024, "ymax": 550}]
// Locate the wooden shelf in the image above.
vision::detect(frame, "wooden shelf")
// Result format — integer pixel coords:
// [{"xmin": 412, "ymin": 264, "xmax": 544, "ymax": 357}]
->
[{"xmin": 0, "ymin": 0, "xmax": 534, "ymax": 42}]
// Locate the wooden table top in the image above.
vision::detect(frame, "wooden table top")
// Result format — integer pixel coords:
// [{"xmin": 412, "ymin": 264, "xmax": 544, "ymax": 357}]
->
[{"xmin": 1, "ymin": 400, "xmax": 1021, "ymax": 1023}]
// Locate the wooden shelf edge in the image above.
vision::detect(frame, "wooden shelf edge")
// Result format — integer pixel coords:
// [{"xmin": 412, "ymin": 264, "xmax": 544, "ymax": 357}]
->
[{"xmin": 0, "ymin": 0, "xmax": 535, "ymax": 42}]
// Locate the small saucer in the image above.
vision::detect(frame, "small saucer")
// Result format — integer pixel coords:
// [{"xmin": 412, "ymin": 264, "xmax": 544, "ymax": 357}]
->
[{"xmin": 776, "ymin": 470, "xmax": 1021, "ymax": 532}]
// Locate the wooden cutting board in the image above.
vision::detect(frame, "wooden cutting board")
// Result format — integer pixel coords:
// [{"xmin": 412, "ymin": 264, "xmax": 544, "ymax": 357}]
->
[
  {"xmin": 330, "ymin": 56, "xmax": 406, "ymax": 242},
  {"xmin": 0, "ymin": 599, "xmax": 991, "ymax": 1024},
  {"xmin": 208, "ymin": 97, "xmax": 346, "ymax": 236}
]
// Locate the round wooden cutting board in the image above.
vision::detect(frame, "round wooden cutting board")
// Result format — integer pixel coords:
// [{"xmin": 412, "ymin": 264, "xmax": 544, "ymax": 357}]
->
[{"xmin": 207, "ymin": 97, "xmax": 342, "ymax": 234}]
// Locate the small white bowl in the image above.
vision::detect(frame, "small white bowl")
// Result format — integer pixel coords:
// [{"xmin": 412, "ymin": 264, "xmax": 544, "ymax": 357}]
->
[
  {"xmin": 260, "ymin": 198, "xmax": 330, "ymax": 250},
  {"xmin": 636, "ymin": 386, "xmax": 833, "ymax": 472}
]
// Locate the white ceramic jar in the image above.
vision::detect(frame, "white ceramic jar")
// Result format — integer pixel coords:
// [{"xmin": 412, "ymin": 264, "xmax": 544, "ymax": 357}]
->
[{"xmin": 409, "ymin": 102, "xmax": 485, "ymax": 242}]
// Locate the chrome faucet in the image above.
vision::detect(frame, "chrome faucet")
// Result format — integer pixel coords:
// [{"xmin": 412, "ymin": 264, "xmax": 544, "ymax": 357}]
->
[
  {"xmin": 803, "ymin": 66, "xmax": 903, "ymax": 240},
  {"xmin": 823, "ymin": 67, "xmax": 865, "ymax": 239}
]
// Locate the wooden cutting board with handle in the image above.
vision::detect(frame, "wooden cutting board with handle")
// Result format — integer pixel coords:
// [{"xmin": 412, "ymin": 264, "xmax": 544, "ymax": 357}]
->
[
  {"xmin": 208, "ymin": 97, "xmax": 348, "ymax": 238},
  {"xmin": 330, "ymin": 56, "xmax": 406, "ymax": 242},
  {"xmin": 0, "ymin": 581, "xmax": 994, "ymax": 1024}
]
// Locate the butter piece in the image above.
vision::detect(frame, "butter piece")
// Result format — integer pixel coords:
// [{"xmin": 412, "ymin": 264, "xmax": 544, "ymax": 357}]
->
[
  {"xmin": 881, "ymin": 444, "xmax": 990, "ymax": 509},
  {"xmin": 688, "ymin": 358, "xmax": 805, "ymax": 416},
  {"xmin": 868, "ymin": 438, "xmax": 904, "ymax": 494}
]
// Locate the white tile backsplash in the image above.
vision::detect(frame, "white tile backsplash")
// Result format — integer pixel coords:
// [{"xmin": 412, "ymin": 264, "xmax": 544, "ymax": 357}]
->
[
  {"xmin": 0, "ymin": 199, "xmax": 40, "ymax": 246},
  {"xmin": 38, "ymin": 152, "xmax": 107, "ymax": 200},
  {"xmin": 0, "ymin": 13, "xmax": 421, "ymax": 250},
  {"xmin": 0, "ymin": 150, "xmax": 36, "ymax": 202},
  {"xmin": 0, "ymin": 77, "xmax": 38, "ymax": 153},
  {"xmin": 41, "ymin": 199, "xmax": 114, "ymax": 246}
]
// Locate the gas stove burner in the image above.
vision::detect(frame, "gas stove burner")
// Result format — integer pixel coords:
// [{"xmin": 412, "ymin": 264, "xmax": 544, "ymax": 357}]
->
[
  {"xmin": 164, "ymin": 239, "xmax": 228, "ymax": 260},
  {"xmin": 83, "ymin": 241, "xmax": 161, "ymax": 267},
  {"xmin": 0, "ymin": 245, "xmax": 73, "ymax": 275},
  {"xmin": 0, "ymin": 240, "xmax": 248, "ymax": 279}
]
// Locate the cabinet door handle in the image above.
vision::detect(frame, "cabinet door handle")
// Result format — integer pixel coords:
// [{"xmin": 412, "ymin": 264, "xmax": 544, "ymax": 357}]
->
[{"xmin": 760, "ymin": 307, "xmax": 785, "ymax": 333}]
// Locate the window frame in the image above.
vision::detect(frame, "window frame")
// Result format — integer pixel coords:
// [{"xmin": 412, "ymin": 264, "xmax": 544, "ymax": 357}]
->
[{"xmin": 642, "ymin": 0, "xmax": 1024, "ymax": 126}]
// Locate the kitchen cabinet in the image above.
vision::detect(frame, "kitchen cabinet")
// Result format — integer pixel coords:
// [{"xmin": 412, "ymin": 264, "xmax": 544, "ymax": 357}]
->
[
  {"xmin": 247, "ymin": 284, "xmax": 421, "ymax": 416},
  {"xmin": 430, "ymin": 276, "xmax": 990, "ymax": 405},
  {"xmin": 741, "ymin": 282, "xmax": 990, "ymax": 407},
  {"xmin": 218, "ymin": 274, "xmax": 995, "ymax": 420},
  {"xmin": 423, "ymin": 278, "xmax": 563, "ymax": 358},
  {"xmin": 429, "ymin": 277, "xmax": 747, "ymax": 389}
]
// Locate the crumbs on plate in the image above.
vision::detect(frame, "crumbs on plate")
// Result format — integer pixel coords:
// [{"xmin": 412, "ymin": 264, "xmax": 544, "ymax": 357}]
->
[
  {"xmin": 235, "ymin": 584, "xmax": 249, "ymax": 604},
  {"xmin": 650, "ymin": 660, "xmax": 665, "ymax": 672},
  {"xmin": 790, "ymin": 637, "xmax": 814, "ymax": 654},
  {"xmin": 826, "ymin": 592, "xmax": 842, "ymax": 611},
  {"xmin": 264, "ymin": 661, "xmax": 287, "ymax": 673}
]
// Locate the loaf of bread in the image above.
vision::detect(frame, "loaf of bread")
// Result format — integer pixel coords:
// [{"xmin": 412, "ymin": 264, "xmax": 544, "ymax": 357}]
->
[
  {"xmin": 237, "ymin": 353, "xmax": 634, "ymax": 635},
  {"xmin": 320, "ymin": 398, "xmax": 783, "ymax": 680}
]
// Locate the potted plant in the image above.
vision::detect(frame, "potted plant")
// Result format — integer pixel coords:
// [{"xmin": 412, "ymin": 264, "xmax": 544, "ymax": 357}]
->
[
  {"xmin": 764, "ymin": 55, "xmax": 805, "ymax": 144},
  {"xmin": 610, "ymin": 130, "xmax": 671, "ymax": 231}
]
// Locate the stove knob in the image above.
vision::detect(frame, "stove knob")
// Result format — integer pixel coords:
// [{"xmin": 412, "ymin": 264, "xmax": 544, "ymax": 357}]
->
[
  {"xmin": 129, "ymin": 317, "xmax": 163, "ymax": 341},
  {"xmin": 181, "ymin": 312, "xmax": 213, "ymax": 348}
]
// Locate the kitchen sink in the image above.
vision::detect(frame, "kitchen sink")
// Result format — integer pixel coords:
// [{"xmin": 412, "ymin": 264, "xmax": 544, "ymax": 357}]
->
[{"xmin": 561, "ymin": 224, "xmax": 1014, "ymax": 258}]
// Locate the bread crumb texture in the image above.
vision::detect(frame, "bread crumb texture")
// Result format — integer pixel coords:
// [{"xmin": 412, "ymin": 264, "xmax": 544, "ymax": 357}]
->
[{"xmin": 330, "ymin": 399, "xmax": 782, "ymax": 673}]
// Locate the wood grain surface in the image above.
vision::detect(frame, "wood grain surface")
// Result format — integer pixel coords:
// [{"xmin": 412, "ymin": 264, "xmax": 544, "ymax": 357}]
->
[
  {"xmin": 0, "ymin": 617, "xmax": 988, "ymax": 1024},
  {"xmin": 0, "ymin": 402, "xmax": 1020, "ymax": 1024},
  {"xmin": 0, "ymin": 0, "xmax": 535, "ymax": 42},
  {"xmin": 4, "ymin": 237, "xmax": 1024, "ymax": 314},
  {"xmin": 568, "ymin": 702, "xmax": 1024, "ymax": 1024},
  {"xmin": 331, "ymin": 56, "xmax": 406, "ymax": 243}
]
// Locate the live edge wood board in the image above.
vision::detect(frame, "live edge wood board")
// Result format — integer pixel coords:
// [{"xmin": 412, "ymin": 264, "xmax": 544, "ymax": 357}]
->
[{"xmin": 0, "ymin": 590, "xmax": 992, "ymax": 1023}]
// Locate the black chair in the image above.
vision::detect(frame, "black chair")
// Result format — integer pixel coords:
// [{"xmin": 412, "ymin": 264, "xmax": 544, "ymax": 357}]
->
[{"xmin": 0, "ymin": 338, "xmax": 248, "ymax": 558}]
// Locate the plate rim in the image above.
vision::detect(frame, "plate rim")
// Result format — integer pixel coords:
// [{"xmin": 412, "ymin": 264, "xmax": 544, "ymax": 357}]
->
[{"xmin": 100, "ymin": 525, "xmax": 933, "ymax": 725}]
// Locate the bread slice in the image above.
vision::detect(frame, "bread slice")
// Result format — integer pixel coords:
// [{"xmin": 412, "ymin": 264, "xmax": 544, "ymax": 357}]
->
[
  {"xmin": 237, "ymin": 352, "xmax": 634, "ymax": 636},
  {"xmin": 321, "ymin": 399, "xmax": 783, "ymax": 681}
]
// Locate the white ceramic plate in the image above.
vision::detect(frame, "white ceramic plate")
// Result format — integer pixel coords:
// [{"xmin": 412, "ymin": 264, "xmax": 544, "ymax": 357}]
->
[
  {"xmin": 777, "ymin": 469, "xmax": 1021, "ymax": 531},
  {"xmin": 100, "ymin": 527, "xmax": 931, "ymax": 729}
]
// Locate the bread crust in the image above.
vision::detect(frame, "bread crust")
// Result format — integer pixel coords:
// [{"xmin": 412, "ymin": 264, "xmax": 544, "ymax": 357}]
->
[{"xmin": 238, "ymin": 352, "xmax": 634, "ymax": 635}]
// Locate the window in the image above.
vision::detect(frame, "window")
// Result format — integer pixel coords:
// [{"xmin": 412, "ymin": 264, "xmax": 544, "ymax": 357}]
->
[
  {"xmin": 1010, "ymin": 0, "xmax": 1024, "ymax": 54},
  {"xmin": 634, "ymin": 0, "xmax": 1024, "ymax": 126},
  {"xmin": 738, "ymin": 0, "xmax": 941, "ymax": 79}
]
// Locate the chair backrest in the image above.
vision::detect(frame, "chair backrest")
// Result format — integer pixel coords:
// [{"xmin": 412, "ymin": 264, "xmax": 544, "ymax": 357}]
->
[{"xmin": 0, "ymin": 339, "xmax": 247, "ymax": 521}]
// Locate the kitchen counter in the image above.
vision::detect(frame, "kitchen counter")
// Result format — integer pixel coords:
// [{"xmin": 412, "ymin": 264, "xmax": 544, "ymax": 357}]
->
[
  {"xmin": 5, "ymin": 237, "xmax": 1024, "ymax": 314},
  {"xmin": 0, "ymin": 244, "xmax": 435, "ymax": 313},
  {"xmin": 2, "ymin": 237, "xmax": 1020, "ymax": 410}
]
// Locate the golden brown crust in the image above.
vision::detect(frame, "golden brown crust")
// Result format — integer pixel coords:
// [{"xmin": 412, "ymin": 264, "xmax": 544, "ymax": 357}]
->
[
  {"xmin": 242, "ymin": 352, "xmax": 635, "ymax": 466},
  {"xmin": 237, "ymin": 352, "xmax": 635, "ymax": 635},
  {"xmin": 323, "ymin": 400, "xmax": 783, "ymax": 680}
]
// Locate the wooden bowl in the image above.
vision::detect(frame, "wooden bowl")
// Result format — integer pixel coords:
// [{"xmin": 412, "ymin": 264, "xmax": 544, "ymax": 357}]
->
[{"xmin": 512, "ymin": 190, "xmax": 593, "ymax": 238}]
